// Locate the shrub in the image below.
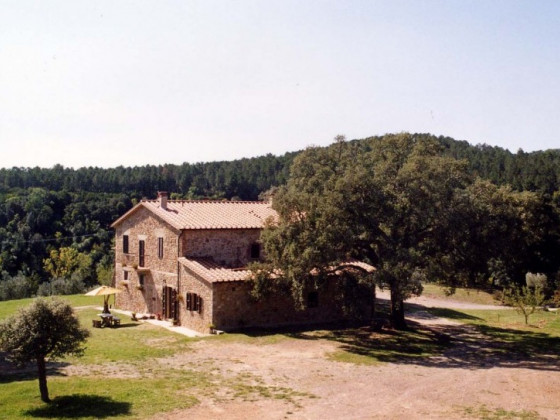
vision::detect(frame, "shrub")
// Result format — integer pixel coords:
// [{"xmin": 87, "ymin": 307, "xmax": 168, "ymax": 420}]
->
[
  {"xmin": 0, "ymin": 273, "xmax": 37, "ymax": 301},
  {"xmin": 37, "ymin": 276, "xmax": 85, "ymax": 296},
  {"xmin": 526, "ymin": 272, "xmax": 547, "ymax": 288}
]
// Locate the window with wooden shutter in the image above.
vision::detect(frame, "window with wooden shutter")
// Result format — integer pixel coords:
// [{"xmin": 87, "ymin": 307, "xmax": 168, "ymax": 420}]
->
[
  {"xmin": 197, "ymin": 296, "xmax": 203, "ymax": 314},
  {"xmin": 158, "ymin": 237, "xmax": 163, "ymax": 259},
  {"xmin": 186, "ymin": 292, "xmax": 192, "ymax": 311},
  {"xmin": 138, "ymin": 240, "xmax": 145, "ymax": 267},
  {"xmin": 123, "ymin": 235, "xmax": 129, "ymax": 253},
  {"xmin": 193, "ymin": 294, "xmax": 200, "ymax": 312}
]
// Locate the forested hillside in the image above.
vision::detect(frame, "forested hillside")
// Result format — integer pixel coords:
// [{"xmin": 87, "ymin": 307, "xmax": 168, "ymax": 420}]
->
[{"xmin": 0, "ymin": 134, "xmax": 559, "ymax": 300}]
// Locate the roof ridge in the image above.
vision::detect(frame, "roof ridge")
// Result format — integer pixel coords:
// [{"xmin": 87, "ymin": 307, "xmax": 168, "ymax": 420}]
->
[{"xmin": 144, "ymin": 199, "xmax": 269, "ymax": 204}]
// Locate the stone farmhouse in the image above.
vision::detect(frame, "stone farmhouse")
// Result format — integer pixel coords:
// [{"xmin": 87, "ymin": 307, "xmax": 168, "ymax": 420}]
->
[{"xmin": 111, "ymin": 191, "xmax": 373, "ymax": 333}]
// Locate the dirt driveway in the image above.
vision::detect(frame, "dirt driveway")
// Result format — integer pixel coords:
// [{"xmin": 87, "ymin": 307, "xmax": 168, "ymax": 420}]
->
[{"xmin": 153, "ymin": 296, "xmax": 559, "ymax": 420}]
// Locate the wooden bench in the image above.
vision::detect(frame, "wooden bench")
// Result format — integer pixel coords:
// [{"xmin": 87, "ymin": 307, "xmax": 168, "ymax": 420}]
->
[
  {"xmin": 112, "ymin": 317, "xmax": 121, "ymax": 327},
  {"xmin": 92, "ymin": 319, "xmax": 102, "ymax": 328}
]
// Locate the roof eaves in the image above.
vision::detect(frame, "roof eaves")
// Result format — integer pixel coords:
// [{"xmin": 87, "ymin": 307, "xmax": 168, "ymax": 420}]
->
[
  {"xmin": 111, "ymin": 202, "xmax": 183, "ymax": 232},
  {"xmin": 110, "ymin": 202, "xmax": 145, "ymax": 228}
]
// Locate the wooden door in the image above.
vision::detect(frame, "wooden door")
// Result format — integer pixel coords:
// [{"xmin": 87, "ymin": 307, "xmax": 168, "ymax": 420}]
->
[{"xmin": 162, "ymin": 286, "xmax": 177, "ymax": 320}]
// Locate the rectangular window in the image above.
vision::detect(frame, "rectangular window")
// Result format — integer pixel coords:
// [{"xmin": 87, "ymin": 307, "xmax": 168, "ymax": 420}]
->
[
  {"xmin": 123, "ymin": 271, "xmax": 128, "ymax": 280},
  {"xmin": 158, "ymin": 237, "xmax": 164, "ymax": 259},
  {"xmin": 139, "ymin": 274, "xmax": 145, "ymax": 286},
  {"xmin": 186, "ymin": 292, "xmax": 202, "ymax": 314},
  {"xmin": 123, "ymin": 235, "xmax": 129, "ymax": 253},
  {"xmin": 139, "ymin": 240, "xmax": 145, "ymax": 267},
  {"xmin": 250, "ymin": 243, "xmax": 260, "ymax": 260},
  {"xmin": 193, "ymin": 294, "xmax": 200, "ymax": 312}
]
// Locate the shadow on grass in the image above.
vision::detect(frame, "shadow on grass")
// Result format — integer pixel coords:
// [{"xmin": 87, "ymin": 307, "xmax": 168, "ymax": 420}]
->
[
  {"xmin": 25, "ymin": 395, "xmax": 131, "ymax": 418},
  {"xmin": 236, "ymin": 305, "xmax": 560, "ymax": 372},
  {"xmin": 0, "ymin": 356, "xmax": 69, "ymax": 384},
  {"xmin": 409, "ymin": 306, "xmax": 483, "ymax": 321}
]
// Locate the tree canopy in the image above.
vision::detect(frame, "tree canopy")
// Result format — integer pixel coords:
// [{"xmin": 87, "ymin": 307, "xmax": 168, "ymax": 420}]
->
[
  {"xmin": 256, "ymin": 134, "xmax": 560, "ymax": 328},
  {"xmin": 0, "ymin": 298, "xmax": 89, "ymax": 402}
]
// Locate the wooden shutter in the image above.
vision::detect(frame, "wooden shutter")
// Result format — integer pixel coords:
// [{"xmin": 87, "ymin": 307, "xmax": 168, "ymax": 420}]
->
[
  {"xmin": 197, "ymin": 296, "xmax": 203, "ymax": 314},
  {"xmin": 139, "ymin": 240, "xmax": 145, "ymax": 267},
  {"xmin": 186, "ymin": 292, "xmax": 192, "ymax": 311},
  {"xmin": 170, "ymin": 288, "xmax": 177, "ymax": 319},
  {"xmin": 123, "ymin": 235, "xmax": 129, "ymax": 253}
]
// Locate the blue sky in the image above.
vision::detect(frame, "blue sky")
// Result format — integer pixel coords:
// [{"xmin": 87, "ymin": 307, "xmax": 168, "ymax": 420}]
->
[{"xmin": 1, "ymin": 0, "xmax": 559, "ymax": 169}]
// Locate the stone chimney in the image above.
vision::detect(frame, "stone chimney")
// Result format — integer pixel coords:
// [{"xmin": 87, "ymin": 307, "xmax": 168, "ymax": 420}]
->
[{"xmin": 158, "ymin": 191, "xmax": 168, "ymax": 209}]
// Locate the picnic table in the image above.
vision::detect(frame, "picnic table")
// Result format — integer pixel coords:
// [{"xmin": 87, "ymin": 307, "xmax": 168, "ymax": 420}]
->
[{"xmin": 93, "ymin": 313, "xmax": 121, "ymax": 328}]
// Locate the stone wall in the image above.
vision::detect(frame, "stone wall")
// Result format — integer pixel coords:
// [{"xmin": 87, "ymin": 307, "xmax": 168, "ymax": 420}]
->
[
  {"xmin": 178, "ymin": 264, "xmax": 214, "ymax": 333},
  {"xmin": 114, "ymin": 207, "xmax": 179, "ymax": 315},
  {"xmin": 212, "ymin": 278, "xmax": 351, "ymax": 331},
  {"xmin": 181, "ymin": 229, "xmax": 261, "ymax": 267}
]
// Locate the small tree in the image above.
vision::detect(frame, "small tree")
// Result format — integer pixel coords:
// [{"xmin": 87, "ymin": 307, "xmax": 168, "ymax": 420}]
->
[
  {"xmin": 525, "ymin": 272, "xmax": 547, "ymax": 289},
  {"xmin": 505, "ymin": 285, "xmax": 545, "ymax": 325},
  {"xmin": 0, "ymin": 298, "xmax": 89, "ymax": 403}
]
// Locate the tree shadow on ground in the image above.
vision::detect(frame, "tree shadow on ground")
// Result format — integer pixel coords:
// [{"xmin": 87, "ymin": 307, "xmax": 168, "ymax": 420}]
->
[
  {"xmin": 240, "ymin": 301, "xmax": 560, "ymax": 372},
  {"xmin": 0, "ymin": 355, "xmax": 69, "ymax": 384},
  {"xmin": 296, "ymin": 308, "xmax": 560, "ymax": 372},
  {"xmin": 25, "ymin": 394, "xmax": 131, "ymax": 418}
]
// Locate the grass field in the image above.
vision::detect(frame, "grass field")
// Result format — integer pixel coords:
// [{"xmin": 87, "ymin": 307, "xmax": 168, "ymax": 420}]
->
[{"xmin": 421, "ymin": 283, "xmax": 499, "ymax": 305}]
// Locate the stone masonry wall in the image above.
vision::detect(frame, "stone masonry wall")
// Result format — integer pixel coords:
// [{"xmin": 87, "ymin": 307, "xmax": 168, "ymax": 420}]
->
[
  {"xmin": 181, "ymin": 229, "xmax": 262, "ymax": 267},
  {"xmin": 212, "ymin": 278, "xmax": 350, "ymax": 331},
  {"xmin": 114, "ymin": 207, "xmax": 179, "ymax": 315},
  {"xmin": 178, "ymin": 265, "xmax": 214, "ymax": 333}
]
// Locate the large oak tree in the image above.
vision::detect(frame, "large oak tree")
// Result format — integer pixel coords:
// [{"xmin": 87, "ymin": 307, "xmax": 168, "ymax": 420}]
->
[{"xmin": 257, "ymin": 133, "xmax": 500, "ymax": 328}]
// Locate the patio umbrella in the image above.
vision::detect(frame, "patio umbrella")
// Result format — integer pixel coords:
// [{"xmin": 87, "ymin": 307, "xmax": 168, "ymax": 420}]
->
[{"xmin": 85, "ymin": 286, "xmax": 122, "ymax": 314}]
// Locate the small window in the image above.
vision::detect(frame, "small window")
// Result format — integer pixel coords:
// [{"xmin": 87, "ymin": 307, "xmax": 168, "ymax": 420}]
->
[
  {"xmin": 158, "ymin": 237, "xmax": 164, "ymax": 259},
  {"xmin": 139, "ymin": 274, "xmax": 145, "ymax": 286},
  {"xmin": 186, "ymin": 292, "xmax": 203, "ymax": 314},
  {"xmin": 139, "ymin": 240, "xmax": 145, "ymax": 267},
  {"xmin": 307, "ymin": 291, "xmax": 319, "ymax": 308},
  {"xmin": 123, "ymin": 271, "xmax": 128, "ymax": 281},
  {"xmin": 123, "ymin": 235, "xmax": 129, "ymax": 253},
  {"xmin": 250, "ymin": 243, "xmax": 260, "ymax": 260}
]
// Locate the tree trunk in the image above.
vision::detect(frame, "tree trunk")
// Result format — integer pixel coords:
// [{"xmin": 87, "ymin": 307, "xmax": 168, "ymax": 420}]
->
[
  {"xmin": 390, "ymin": 288, "xmax": 407, "ymax": 329},
  {"xmin": 37, "ymin": 356, "xmax": 50, "ymax": 403}
]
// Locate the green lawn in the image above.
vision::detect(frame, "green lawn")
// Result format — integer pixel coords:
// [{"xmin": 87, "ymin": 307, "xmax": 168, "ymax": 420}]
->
[
  {"xmin": 421, "ymin": 283, "xmax": 499, "ymax": 305},
  {"xmin": 429, "ymin": 307, "xmax": 560, "ymax": 336},
  {"xmin": 0, "ymin": 296, "xmax": 306, "ymax": 419},
  {"xmin": 0, "ymin": 297, "xmax": 207, "ymax": 419},
  {"xmin": 0, "ymin": 294, "xmax": 97, "ymax": 320}
]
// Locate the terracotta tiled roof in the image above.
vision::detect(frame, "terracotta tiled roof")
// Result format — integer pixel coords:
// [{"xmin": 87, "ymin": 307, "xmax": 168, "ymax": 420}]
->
[
  {"xmin": 178, "ymin": 257, "xmax": 252, "ymax": 283},
  {"xmin": 337, "ymin": 260, "xmax": 376, "ymax": 273},
  {"xmin": 112, "ymin": 200, "xmax": 277, "ymax": 230},
  {"xmin": 178, "ymin": 257, "xmax": 374, "ymax": 284}
]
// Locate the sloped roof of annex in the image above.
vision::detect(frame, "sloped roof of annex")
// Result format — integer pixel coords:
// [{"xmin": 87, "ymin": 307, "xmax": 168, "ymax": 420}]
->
[
  {"xmin": 178, "ymin": 256, "xmax": 375, "ymax": 284},
  {"xmin": 111, "ymin": 199, "xmax": 278, "ymax": 231}
]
